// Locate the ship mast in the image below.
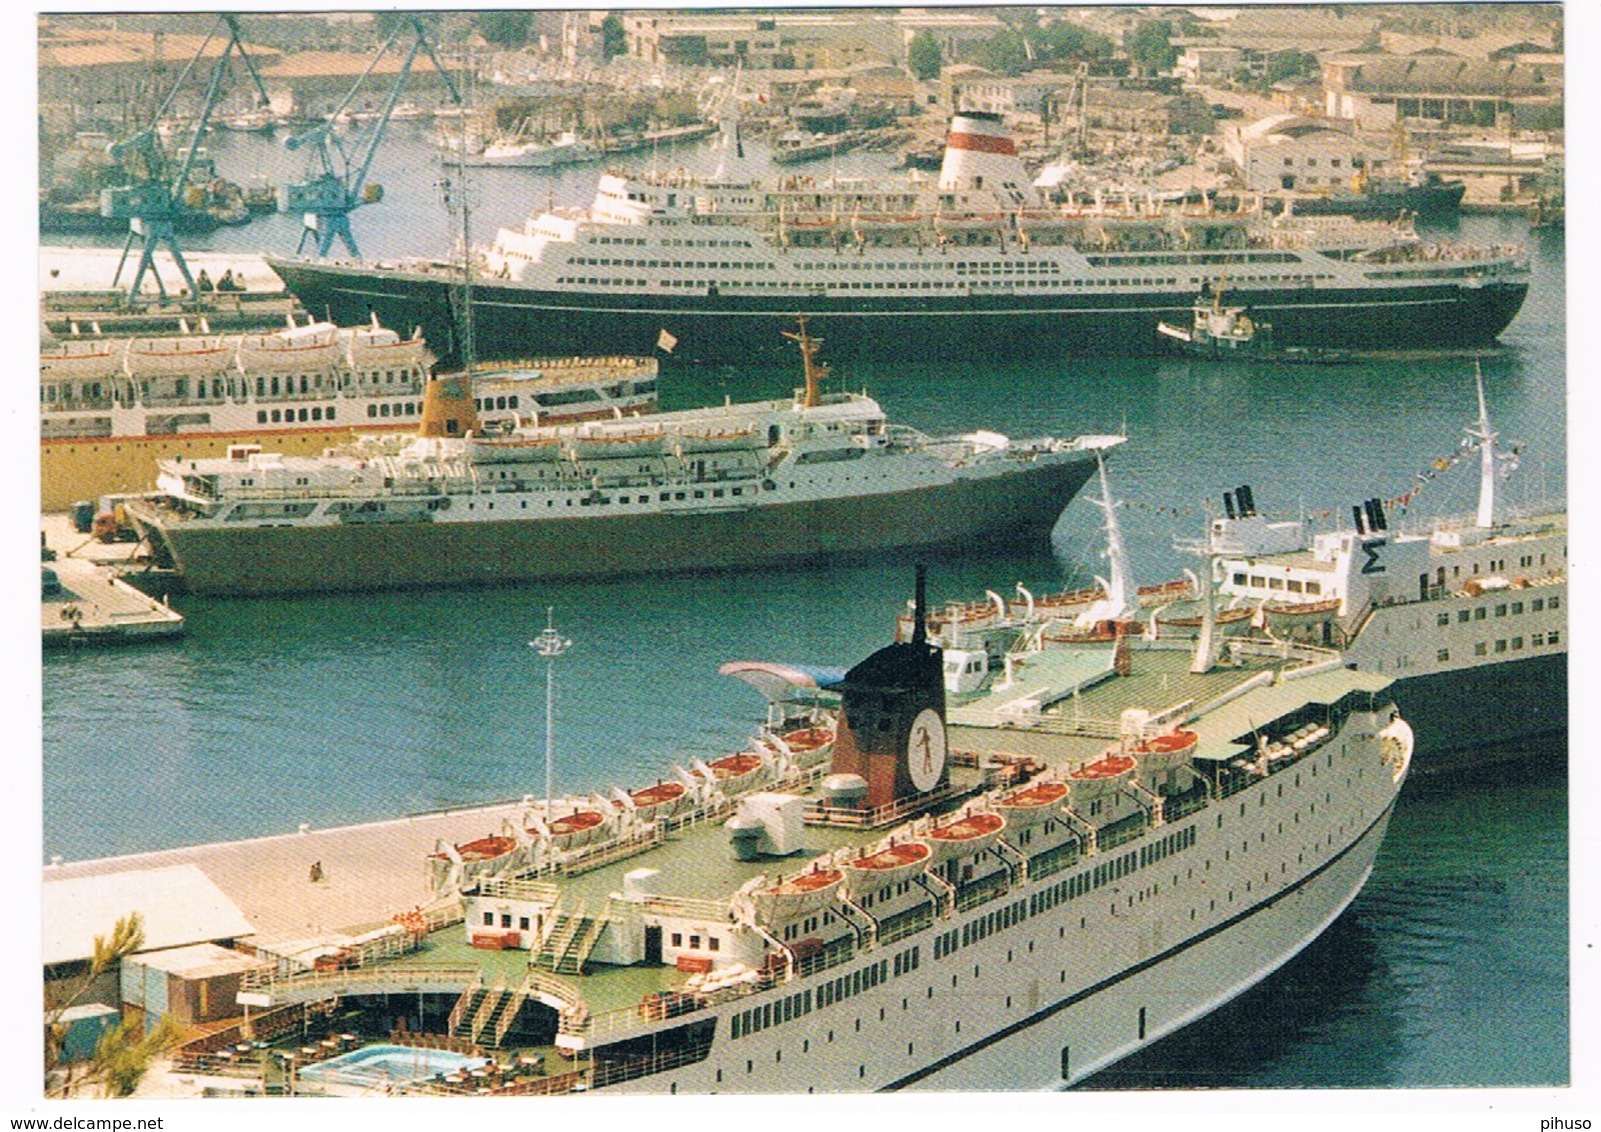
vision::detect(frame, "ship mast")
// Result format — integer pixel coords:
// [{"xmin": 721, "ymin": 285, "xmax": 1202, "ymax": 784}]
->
[
  {"xmin": 443, "ymin": 53, "xmax": 477, "ymax": 376},
  {"xmin": 1469, "ymin": 359, "xmax": 1498, "ymax": 529},
  {"xmin": 782, "ymin": 315, "xmax": 826, "ymax": 408},
  {"xmin": 1074, "ymin": 453, "xmax": 1137, "ymax": 629}
]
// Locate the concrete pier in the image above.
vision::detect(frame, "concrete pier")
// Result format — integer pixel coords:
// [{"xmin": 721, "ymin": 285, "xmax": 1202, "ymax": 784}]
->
[
  {"xmin": 44, "ymin": 795, "xmax": 539, "ymax": 943},
  {"xmin": 41, "ymin": 514, "xmax": 184, "ymax": 646}
]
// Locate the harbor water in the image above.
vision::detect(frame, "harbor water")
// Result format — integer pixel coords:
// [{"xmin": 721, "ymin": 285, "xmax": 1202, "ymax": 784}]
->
[{"xmin": 40, "ymin": 123, "xmax": 1568, "ymax": 1091}]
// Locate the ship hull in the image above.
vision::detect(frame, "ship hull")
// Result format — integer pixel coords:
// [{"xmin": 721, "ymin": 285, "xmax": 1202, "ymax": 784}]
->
[
  {"xmin": 144, "ymin": 455, "xmax": 1099, "ymax": 596},
  {"xmin": 906, "ymin": 808, "xmax": 1394, "ymax": 1091},
  {"xmin": 585, "ymin": 700, "xmax": 1404, "ymax": 1093},
  {"xmin": 267, "ymin": 260, "xmax": 1529, "ymax": 368},
  {"xmin": 1388, "ymin": 652, "xmax": 1566, "ymax": 771}
]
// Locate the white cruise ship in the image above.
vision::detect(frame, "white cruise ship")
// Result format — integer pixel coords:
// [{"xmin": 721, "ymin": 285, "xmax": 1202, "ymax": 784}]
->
[
  {"xmin": 231, "ymin": 568, "xmax": 1412, "ymax": 1093},
  {"xmin": 268, "ymin": 112, "xmax": 1529, "ymax": 368},
  {"xmin": 128, "ymin": 322, "xmax": 1123, "ymax": 596}
]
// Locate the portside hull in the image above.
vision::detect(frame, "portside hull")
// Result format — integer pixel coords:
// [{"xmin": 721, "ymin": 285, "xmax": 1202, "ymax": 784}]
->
[
  {"xmin": 267, "ymin": 261, "xmax": 1529, "ymax": 368},
  {"xmin": 150, "ymin": 456, "xmax": 1099, "ymax": 596},
  {"xmin": 588, "ymin": 711, "xmax": 1402, "ymax": 1093},
  {"xmin": 1389, "ymin": 652, "xmax": 1566, "ymax": 771}
]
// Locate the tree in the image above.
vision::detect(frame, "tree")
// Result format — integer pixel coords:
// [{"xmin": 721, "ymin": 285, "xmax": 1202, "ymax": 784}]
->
[
  {"xmin": 601, "ymin": 13, "xmax": 627, "ymax": 61},
  {"xmin": 1125, "ymin": 20, "xmax": 1179, "ymax": 76},
  {"xmin": 477, "ymin": 12, "xmax": 532, "ymax": 51},
  {"xmin": 908, "ymin": 30, "xmax": 943, "ymax": 81},
  {"xmin": 966, "ymin": 30, "xmax": 1030, "ymax": 77},
  {"xmin": 44, "ymin": 913, "xmax": 183, "ymax": 1098}
]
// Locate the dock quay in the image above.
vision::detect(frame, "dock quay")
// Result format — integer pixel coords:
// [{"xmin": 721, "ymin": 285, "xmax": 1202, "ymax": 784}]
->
[
  {"xmin": 44, "ymin": 793, "xmax": 540, "ymax": 942},
  {"xmin": 41, "ymin": 512, "xmax": 183, "ymax": 646}
]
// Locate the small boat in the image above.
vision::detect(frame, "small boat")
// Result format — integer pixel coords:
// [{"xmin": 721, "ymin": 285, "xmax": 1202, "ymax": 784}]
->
[
  {"xmin": 992, "ymin": 780, "xmax": 1069, "ymax": 827},
  {"xmin": 124, "ymin": 335, "xmax": 233, "ymax": 377},
  {"xmin": 841, "ymin": 839, "xmax": 933, "ymax": 892},
  {"xmin": 41, "ymin": 339, "xmax": 124, "ymax": 382},
  {"xmin": 628, "ymin": 780, "xmax": 689, "ymax": 818},
  {"xmin": 926, "ymin": 811, "xmax": 1005, "ymax": 862},
  {"xmin": 756, "ymin": 867, "xmax": 844, "ymax": 918},
  {"xmin": 1158, "ymin": 294, "xmax": 1273, "ymax": 357},
  {"xmin": 236, "ymin": 320, "xmax": 344, "ymax": 373}
]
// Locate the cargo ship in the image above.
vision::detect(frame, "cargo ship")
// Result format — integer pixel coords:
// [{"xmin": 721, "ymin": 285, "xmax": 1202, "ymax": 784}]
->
[{"xmin": 266, "ymin": 112, "xmax": 1528, "ymax": 368}]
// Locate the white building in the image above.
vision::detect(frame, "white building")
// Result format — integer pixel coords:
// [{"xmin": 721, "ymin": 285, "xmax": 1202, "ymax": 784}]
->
[{"xmin": 1224, "ymin": 113, "xmax": 1371, "ymax": 192}]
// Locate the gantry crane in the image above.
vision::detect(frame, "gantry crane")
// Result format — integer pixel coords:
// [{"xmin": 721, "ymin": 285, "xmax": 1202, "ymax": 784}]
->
[
  {"xmin": 280, "ymin": 17, "xmax": 459, "ymax": 258},
  {"xmin": 103, "ymin": 15, "xmax": 271, "ymax": 303}
]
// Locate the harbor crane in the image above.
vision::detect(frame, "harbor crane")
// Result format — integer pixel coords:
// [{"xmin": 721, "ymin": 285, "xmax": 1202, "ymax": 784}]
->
[
  {"xmin": 280, "ymin": 17, "xmax": 459, "ymax": 258},
  {"xmin": 103, "ymin": 15, "xmax": 272, "ymax": 303}
]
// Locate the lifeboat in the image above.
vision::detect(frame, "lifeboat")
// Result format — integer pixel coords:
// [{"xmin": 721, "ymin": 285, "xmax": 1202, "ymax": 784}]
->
[
  {"xmin": 672, "ymin": 428, "xmax": 761, "ymax": 455},
  {"xmin": 568, "ymin": 431, "xmax": 666, "ymax": 460},
  {"xmin": 992, "ymin": 780, "xmax": 1069, "ymax": 828},
  {"xmin": 755, "ymin": 866, "xmax": 843, "ymax": 921},
  {"xmin": 124, "ymin": 335, "xmax": 233, "ymax": 377},
  {"xmin": 933, "ymin": 212, "xmax": 1006, "ymax": 232},
  {"xmin": 344, "ymin": 324, "xmax": 431, "ymax": 372},
  {"xmin": 926, "ymin": 811, "xmax": 1006, "ymax": 863},
  {"xmin": 539, "ymin": 809, "xmax": 612, "ymax": 850},
  {"xmin": 629, "ymin": 780, "xmax": 690, "ymax": 819},
  {"xmin": 1261, "ymin": 597, "xmax": 1341, "ymax": 627},
  {"xmin": 1131, "ymin": 729, "xmax": 1199, "ymax": 778},
  {"xmin": 467, "ymin": 435, "xmax": 562, "ymax": 464},
  {"xmin": 236, "ymin": 321, "xmax": 343, "ymax": 373},
  {"xmin": 777, "ymin": 725, "xmax": 834, "ymax": 768},
  {"xmin": 841, "ymin": 839, "xmax": 932, "ymax": 895},
  {"xmin": 433, "ymin": 834, "xmax": 518, "ymax": 863},
  {"xmin": 851, "ymin": 213, "xmax": 922, "ymax": 234},
  {"xmin": 1067, "ymin": 752, "xmax": 1136, "ymax": 804},
  {"xmin": 706, "ymin": 752, "xmax": 770, "ymax": 795},
  {"xmin": 1136, "ymin": 579, "xmax": 1197, "ymax": 607},
  {"xmin": 1153, "ymin": 604, "xmax": 1254, "ymax": 634},
  {"xmin": 41, "ymin": 339, "xmax": 124, "ymax": 382}
]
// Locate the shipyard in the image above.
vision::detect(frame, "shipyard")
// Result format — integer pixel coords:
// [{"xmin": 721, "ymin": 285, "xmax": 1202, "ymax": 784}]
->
[{"xmin": 34, "ymin": 3, "xmax": 1568, "ymax": 1117}]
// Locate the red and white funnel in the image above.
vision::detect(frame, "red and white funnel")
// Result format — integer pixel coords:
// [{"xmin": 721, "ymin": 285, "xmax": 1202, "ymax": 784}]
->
[{"xmin": 938, "ymin": 111, "xmax": 1030, "ymax": 193}]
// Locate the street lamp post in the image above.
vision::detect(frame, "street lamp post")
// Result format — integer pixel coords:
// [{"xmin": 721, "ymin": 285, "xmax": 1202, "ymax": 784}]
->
[{"xmin": 530, "ymin": 607, "xmax": 571, "ymax": 821}]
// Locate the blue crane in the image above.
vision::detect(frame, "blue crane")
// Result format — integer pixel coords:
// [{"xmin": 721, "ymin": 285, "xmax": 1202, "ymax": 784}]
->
[
  {"xmin": 280, "ymin": 17, "xmax": 459, "ymax": 258},
  {"xmin": 103, "ymin": 15, "xmax": 271, "ymax": 303}
]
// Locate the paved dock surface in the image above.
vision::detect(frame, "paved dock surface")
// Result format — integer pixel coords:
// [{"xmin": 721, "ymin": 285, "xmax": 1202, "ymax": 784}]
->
[
  {"xmin": 41, "ymin": 514, "xmax": 184, "ymax": 645},
  {"xmin": 44, "ymin": 795, "xmax": 539, "ymax": 943}
]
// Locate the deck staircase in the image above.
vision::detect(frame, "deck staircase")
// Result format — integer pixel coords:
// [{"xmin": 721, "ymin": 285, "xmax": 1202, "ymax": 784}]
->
[{"xmin": 534, "ymin": 900, "xmax": 606, "ymax": 975}]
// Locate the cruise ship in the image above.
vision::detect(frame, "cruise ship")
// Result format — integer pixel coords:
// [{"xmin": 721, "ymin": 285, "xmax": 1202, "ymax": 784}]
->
[
  {"xmin": 267, "ymin": 112, "xmax": 1529, "ymax": 367},
  {"xmin": 230, "ymin": 569, "xmax": 1412, "ymax": 1094},
  {"xmin": 906, "ymin": 379, "xmax": 1564, "ymax": 771},
  {"xmin": 40, "ymin": 318, "xmax": 659, "ymax": 512},
  {"xmin": 127, "ymin": 322, "xmax": 1124, "ymax": 597}
]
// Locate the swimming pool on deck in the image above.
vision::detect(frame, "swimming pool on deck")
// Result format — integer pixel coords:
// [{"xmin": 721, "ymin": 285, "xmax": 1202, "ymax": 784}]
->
[{"xmin": 296, "ymin": 1044, "xmax": 488, "ymax": 1089}]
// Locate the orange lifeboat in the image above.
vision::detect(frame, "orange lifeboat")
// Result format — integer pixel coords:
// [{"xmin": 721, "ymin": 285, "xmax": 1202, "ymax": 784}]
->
[
  {"xmin": 629, "ymin": 780, "xmax": 689, "ymax": 818},
  {"xmin": 706, "ymin": 752, "xmax": 769, "ymax": 794},
  {"xmin": 993, "ymin": 780, "xmax": 1069, "ymax": 828},
  {"xmin": 755, "ymin": 866, "xmax": 844, "ymax": 921},
  {"xmin": 842, "ymin": 840, "xmax": 933, "ymax": 894},
  {"xmin": 927, "ymin": 811, "xmax": 1006, "ymax": 862},
  {"xmin": 540, "ymin": 809, "xmax": 611, "ymax": 849}
]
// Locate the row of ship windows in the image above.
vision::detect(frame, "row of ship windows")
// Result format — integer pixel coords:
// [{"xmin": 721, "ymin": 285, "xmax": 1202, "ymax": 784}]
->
[
  {"xmin": 1443, "ymin": 595, "xmax": 1561, "ymax": 624},
  {"xmin": 256, "ymin": 406, "xmax": 338, "ymax": 423},
  {"xmin": 462, "ymin": 483, "xmax": 768, "ymax": 510},
  {"xmin": 728, "ymin": 949, "xmax": 922, "ymax": 1041},
  {"xmin": 1235, "ymin": 573, "xmax": 1323, "ymax": 595},
  {"xmin": 929, "ymin": 825, "xmax": 1200, "ymax": 962},
  {"xmin": 1437, "ymin": 632, "xmax": 1560, "ymax": 663}
]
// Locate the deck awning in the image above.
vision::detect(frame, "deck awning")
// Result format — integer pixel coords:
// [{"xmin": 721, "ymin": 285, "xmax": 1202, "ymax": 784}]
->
[{"xmin": 718, "ymin": 660, "xmax": 848, "ymax": 702}]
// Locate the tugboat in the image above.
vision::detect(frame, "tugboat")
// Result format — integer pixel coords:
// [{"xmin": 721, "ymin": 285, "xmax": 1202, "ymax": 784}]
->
[{"xmin": 1158, "ymin": 283, "xmax": 1349, "ymax": 363}]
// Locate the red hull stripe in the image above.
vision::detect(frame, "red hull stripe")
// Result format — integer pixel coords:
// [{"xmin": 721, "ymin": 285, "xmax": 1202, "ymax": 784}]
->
[{"xmin": 946, "ymin": 132, "xmax": 1017, "ymax": 156}]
